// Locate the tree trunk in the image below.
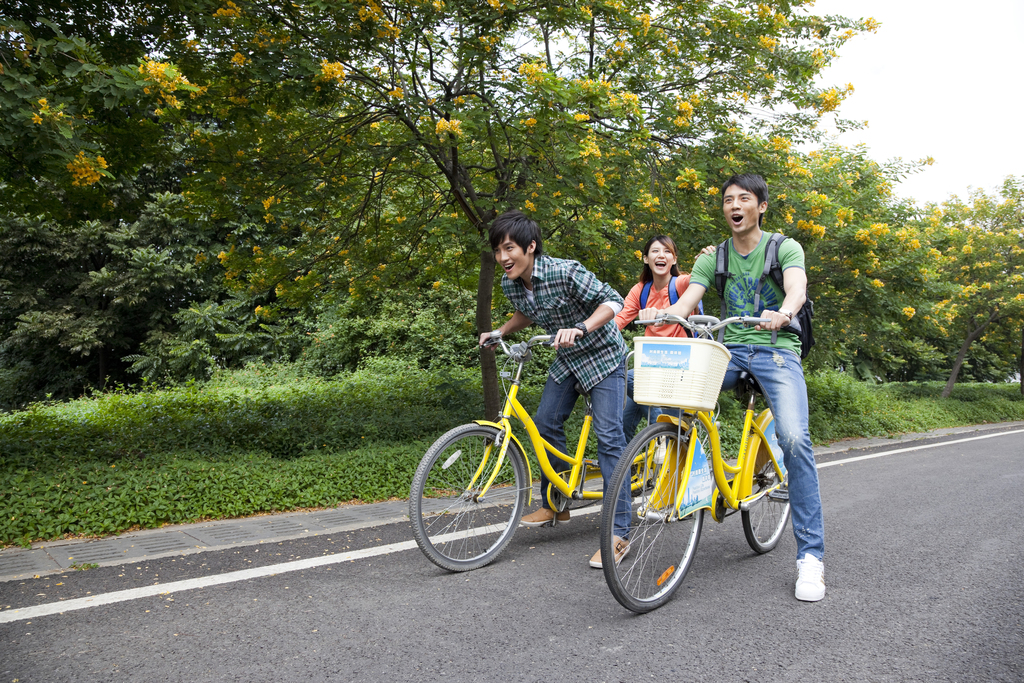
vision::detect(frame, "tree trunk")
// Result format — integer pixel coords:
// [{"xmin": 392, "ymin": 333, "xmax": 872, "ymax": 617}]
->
[
  {"xmin": 941, "ymin": 312, "xmax": 998, "ymax": 398},
  {"xmin": 476, "ymin": 247, "xmax": 500, "ymax": 420}
]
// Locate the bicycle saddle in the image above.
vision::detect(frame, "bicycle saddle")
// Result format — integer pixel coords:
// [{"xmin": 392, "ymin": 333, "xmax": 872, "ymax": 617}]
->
[
  {"xmin": 734, "ymin": 370, "xmax": 763, "ymax": 399},
  {"xmin": 574, "ymin": 382, "xmax": 589, "ymax": 398}
]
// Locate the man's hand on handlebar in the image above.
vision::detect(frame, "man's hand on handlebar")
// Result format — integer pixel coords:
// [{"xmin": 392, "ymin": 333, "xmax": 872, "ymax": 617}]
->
[
  {"xmin": 551, "ymin": 327, "xmax": 584, "ymax": 349},
  {"xmin": 754, "ymin": 309, "xmax": 792, "ymax": 332},
  {"xmin": 479, "ymin": 330, "xmax": 502, "ymax": 347}
]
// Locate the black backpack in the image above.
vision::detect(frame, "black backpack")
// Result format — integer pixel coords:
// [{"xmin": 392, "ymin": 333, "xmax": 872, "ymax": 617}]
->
[{"xmin": 713, "ymin": 232, "xmax": 815, "ymax": 359}]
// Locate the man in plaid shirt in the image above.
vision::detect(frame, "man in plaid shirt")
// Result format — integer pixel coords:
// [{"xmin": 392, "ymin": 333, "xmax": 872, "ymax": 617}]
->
[{"xmin": 479, "ymin": 210, "xmax": 632, "ymax": 568}]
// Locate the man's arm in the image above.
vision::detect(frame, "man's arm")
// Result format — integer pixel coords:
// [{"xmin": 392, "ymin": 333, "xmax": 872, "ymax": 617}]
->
[
  {"xmin": 638, "ymin": 281, "xmax": 707, "ymax": 324},
  {"xmin": 479, "ymin": 310, "xmax": 533, "ymax": 346},
  {"xmin": 757, "ymin": 267, "xmax": 807, "ymax": 332}
]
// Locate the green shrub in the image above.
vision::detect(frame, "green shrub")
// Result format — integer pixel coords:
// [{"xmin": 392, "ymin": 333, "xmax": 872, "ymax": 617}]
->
[{"xmin": 2, "ymin": 362, "xmax": 1023, "ymax": 546}]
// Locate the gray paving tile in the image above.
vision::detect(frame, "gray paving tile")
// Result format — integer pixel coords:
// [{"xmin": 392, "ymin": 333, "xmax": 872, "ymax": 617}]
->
[
  {"xmin": 53, "ymin": 544, "xmax": 133, "ymax": 568},
  {"xmin": 186, "ymin": 525, "xmax": 266, "ymax": 546},
  {"xmin": 0, "ymin": 549, "xmax": 62, "ymax": 580}
]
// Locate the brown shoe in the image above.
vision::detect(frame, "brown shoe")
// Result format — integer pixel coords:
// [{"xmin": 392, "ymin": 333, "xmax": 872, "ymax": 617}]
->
[
  {"xmin": 589, "ymin": 536, "xmax": 630, "ymax": 568},
  {"xmin": 519, "ymin": 507, "xmax": 570, "ymax": 527}
]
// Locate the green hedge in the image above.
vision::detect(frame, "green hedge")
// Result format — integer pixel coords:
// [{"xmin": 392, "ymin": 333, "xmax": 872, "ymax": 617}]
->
[{"xmin": 1, "ymin": 365, "xmax": 1021, "ymax": 546}]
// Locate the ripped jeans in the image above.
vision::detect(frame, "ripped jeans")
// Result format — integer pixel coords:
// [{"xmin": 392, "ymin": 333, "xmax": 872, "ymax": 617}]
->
[{"xmin": 722, "ymin": 344, "xmax": 825, "ymax": 561}]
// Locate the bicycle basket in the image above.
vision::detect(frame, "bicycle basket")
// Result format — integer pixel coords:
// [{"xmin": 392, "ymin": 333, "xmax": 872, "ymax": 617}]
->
[{"xmin": 633, "ymin": 337, "xmax": 732, "ymax": 411}]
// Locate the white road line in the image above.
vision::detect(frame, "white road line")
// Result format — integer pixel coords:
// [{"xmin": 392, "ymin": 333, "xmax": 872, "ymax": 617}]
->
[
  {"xmin": 816, "ymin": 428, "xmax": 1024, "ymax": 469},
  {"xmin": 0, "ymin": 540, "xmax": 414, "ymax": 624},
  {"xmin": 3, "ymin": 429, "xmax": 1018, "ymax": 624}
]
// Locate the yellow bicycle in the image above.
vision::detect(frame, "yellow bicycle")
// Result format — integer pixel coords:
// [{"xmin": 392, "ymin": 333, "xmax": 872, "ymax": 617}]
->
[
  {"xmin": 410, "ymin": 333, "xmax": 622, "ymax": 572},
  {"xmin": 601, "ymin": 314, "xmax": 791, "ymax": 612}
]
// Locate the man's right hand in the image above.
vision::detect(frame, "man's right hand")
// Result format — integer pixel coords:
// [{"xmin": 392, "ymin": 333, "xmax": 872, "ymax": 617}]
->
[{"xmin": 479, "ymin": 330, "xmax": 501, "ymax": 347}]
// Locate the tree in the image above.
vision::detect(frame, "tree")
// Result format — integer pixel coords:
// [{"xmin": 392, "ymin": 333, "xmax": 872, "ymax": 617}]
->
[
  {"xmin": 175, "ymin": 0, "xmax": 878, "ymax": 416},
  {"xmin": 927, "ymin": 178, "xmax": 1024, "ymax": 397}
]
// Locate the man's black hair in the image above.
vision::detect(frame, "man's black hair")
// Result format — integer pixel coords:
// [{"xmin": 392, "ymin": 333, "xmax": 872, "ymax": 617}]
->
[
  {"xmin": 721, "ymin": 173, "xmax": 769, "ymax": 226},
  {"xmin": 489, "ymin": 209, "xmax": 543, "ymax": 256}
]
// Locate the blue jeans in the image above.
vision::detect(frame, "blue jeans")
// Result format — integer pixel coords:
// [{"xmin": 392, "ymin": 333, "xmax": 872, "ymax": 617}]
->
[
  {"xmin": 534, "ymin": 359, "xmax": 632, "ymax": 539},
  {"xmin": 722, "ymin": 345, "xmax": 825, "ymax": 561}
]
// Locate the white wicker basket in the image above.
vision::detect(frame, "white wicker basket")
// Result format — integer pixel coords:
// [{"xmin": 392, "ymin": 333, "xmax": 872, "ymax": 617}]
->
[{"xmin": 633, "ymin": 337, "xmax": 732, "ymax": 411}]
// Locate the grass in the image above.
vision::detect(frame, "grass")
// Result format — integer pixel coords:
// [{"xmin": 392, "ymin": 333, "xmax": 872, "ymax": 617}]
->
[{"xmin": 1, "ymin": 364, "xmax": 1021, "ymax": 547}]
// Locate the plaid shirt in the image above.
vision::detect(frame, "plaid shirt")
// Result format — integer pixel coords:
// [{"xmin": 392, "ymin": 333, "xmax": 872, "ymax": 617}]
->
[{"xmin": 502, "ymin": 255, "xmax": 627, "ymax": 391}]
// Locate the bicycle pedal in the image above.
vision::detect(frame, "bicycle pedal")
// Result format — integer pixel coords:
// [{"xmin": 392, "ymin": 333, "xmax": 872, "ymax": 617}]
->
[{"xmin": 767, "ymin": 489, "xmax": 789, "ymax": 502}]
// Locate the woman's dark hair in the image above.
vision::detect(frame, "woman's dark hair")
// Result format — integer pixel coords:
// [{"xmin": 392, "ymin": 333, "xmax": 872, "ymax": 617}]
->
[
  {"xmin": 639, "ymin": 235, "xmax": 681, "ymax": 284},
  {"xmin": 721, "ymin": 173, "xmax": 769, "ymax": 226},
  {"xmin": 489, "ymin": 210, "xmax": 543, "ymax": 256}
]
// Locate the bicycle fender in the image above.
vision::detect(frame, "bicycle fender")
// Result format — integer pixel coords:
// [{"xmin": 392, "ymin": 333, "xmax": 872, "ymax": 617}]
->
[{"xmin": 473, "ymin": 420, "xmax": 533, "ymax": 504}]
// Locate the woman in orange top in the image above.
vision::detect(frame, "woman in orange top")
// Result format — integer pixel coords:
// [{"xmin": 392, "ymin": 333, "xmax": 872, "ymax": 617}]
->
[{"xmin": 615, "ymin": 235, "xmax": 699, "ymax": 440}]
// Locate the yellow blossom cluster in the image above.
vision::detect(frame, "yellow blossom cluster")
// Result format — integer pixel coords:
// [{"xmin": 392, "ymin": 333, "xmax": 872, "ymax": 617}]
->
[
  {"xmin": 435, "ymin": 118, "xmax": 463, "ymax": 136},
  {"xmin": 214, "ymin": 1, "xmax": 241, "ymax": 17},
  {"xmin": 758, "ymin": 36, "xmax": 777, "ymax": 52},
  {"xmin": 387, "ymin": 87, "xmax": 404, "ymax": 99},
  {"xmin": 573, "ymin": 113, "xmax": 590, "ymax": 122},
  {"xmin": 835, "ymin": 207, "xmax": 853, "ymax": 227},
  {"xmin": 318, "ymin": 60, "xmax": 346, "ymax": 83},
  {"xmin": 230, "ymin": 52, "xmax": 248, "ymax": 67},
  {"xmin": 675, "ymin": 168, "xmax": 700, "ymax": 189},
  {"xmin": 518, "ymin": 62, "xmax": 546, "ymax": 86},
  {"xmin": 814, "ymin": 84, "xmax": 855, "ymax": 114},
  {"xmin": 871, "ymin": 279, "xmax": 885, "ymax": 288},
  {"xmin": 902, "ymin": 307, "xmax": 916, "ymax": 319},
  {"xmin": 139, "ymin": 60, "xmax": 198, "ymax": 109},
  {"xmin": 795, "ymin": 219, "xmax": 826, "ymax": 238},
  {"xmin": 578, "ymin": 132, "xmax": 602, "ymax": 158},
  {"xmin": 66, "ymin": 151, "xmax": 108, "ymax": 186}
]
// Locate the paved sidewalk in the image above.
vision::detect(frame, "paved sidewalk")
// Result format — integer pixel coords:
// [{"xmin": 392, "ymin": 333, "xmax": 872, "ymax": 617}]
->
[{"xmin": 2, "ymin": 420, "xmax": 1021, "ymax": 582}]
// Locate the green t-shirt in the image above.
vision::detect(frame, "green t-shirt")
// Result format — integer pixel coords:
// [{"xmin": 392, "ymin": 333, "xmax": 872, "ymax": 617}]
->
[{"xmin": 690, "ymin": 232, "xmax": 804, "ymax": 353}]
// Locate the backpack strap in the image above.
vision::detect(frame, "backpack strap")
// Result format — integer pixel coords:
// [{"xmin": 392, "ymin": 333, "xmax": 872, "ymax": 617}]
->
[
  {"xmin": 638, "ymin": 280, "xmax": 654, "ymax": 310},
  {"xmin": 758, "ymin": 233, "xmax": 788, "ymax": 344},
  {"xmin": 714, "ymin": 239, "xmax": 731, "ymax": 342},
  {"xmin": 668, "ymin": 275, "xmax": 679, "ymax": 305}
]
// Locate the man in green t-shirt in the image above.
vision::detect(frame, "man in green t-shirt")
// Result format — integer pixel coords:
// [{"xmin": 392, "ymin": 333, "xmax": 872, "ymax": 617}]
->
[{"xmin": 639, "ymin": 173, "xmax": 826, "ymax": 602}]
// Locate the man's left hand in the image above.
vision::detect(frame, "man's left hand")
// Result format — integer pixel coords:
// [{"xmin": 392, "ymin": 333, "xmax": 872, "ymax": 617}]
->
[{"xmin": 755, "ymin": 309, "xmax": 792, "ymax": 332}]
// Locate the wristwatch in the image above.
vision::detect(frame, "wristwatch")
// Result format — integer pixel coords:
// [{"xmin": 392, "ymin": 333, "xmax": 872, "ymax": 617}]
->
[{"xmin": 574, "ymin": 322, "xmax": 588, "ymax": 337}]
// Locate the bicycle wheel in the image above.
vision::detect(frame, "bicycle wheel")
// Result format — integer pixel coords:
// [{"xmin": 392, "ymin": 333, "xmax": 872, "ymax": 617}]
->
[
  {"xmin": 602, "ymin": 422, "xmax": 704, "ymax": 613},
  {"xmin": 741, "ymin": 420, "xmax": 791, "ymax": 554},
  {"xmin": 410, "ymin": 424, "xmax": 529, "ymax": 572}
]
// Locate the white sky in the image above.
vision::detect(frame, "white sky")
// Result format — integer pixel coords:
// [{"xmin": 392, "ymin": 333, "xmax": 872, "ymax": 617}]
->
[{"xmin": 810, "ymin": 0, "xmax": 1024, "ymax": 206}]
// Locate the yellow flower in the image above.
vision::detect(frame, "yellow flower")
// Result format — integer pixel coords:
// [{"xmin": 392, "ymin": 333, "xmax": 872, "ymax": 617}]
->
[
  {"xmin": 32, "ymin": 113, "xmax": 43, "ymax": 124},
  {"xmin": 524, "ymin": 200, "xmax": 536, "ymax": 212},
  {"xmin": 573, "ymin": 113, "xmax": 590, "ymax": 122},
  {"xmin": 66, "ymin": 151, "xmax": 108, "ymax": 186},
  {"xmin": 230, "ymin": 52, "xmax": 249, "ymax": 66},
  {"xmin": 871, "ymin": 279, "xmax": 884, "ymax": 288},
  {"xmin": 634, "ymin": 250, "xmax": 643, "ymax": 260},
  {"xmin": 902, "ymin": 307, "xmax": 915, "ymax": 319}
]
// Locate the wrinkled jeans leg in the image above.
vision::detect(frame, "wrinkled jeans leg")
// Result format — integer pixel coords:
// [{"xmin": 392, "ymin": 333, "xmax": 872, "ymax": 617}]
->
[
  {"xmin": 724, "ymin": 345, "xmax": 825, "ymax": 561},
  {"xmin": 588, "ymin": 359, "xmax": 631, "ymax": 539},
  {"xmin": 533, "ymin": 373, "xmax": 579, "ymax": 510}
]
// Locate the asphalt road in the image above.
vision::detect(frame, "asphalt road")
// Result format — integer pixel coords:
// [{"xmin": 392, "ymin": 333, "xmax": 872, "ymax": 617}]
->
[{"xmin": 1, "ymin": 429, "xmax": 1022, "ymax": 682}]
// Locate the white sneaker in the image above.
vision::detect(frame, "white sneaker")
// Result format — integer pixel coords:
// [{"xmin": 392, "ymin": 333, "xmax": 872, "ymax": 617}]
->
[{"xmin": 795, "ymin": 554, "xmax": 826, "ymax": 602}]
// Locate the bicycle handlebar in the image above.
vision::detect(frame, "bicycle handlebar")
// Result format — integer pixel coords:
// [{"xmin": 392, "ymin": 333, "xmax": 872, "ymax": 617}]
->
[{"xmin": 636, "ymin": 314, "xmax": 771, "ymax": 337}]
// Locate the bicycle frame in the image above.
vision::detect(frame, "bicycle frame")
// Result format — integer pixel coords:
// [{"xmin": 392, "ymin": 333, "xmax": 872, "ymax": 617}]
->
[
  {"xmin": 470, "ymin": 339, "xmax": 602, "ymax": 506},
  {"xmin": 644, "ymin": 403, "xmax": 785, "ymax": 520}
]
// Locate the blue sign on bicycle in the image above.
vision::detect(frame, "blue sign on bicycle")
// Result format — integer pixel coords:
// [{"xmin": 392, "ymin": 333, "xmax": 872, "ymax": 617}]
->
[
  {"xmin": 678, "ymin": 435, "xmax": 713, "ymax": 517},
  {"xmin": 638, "ymin": 343, "xmax": 692, "ymax": 370}
]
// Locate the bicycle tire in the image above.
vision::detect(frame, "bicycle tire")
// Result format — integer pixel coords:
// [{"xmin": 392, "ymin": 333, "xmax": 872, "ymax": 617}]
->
[
  {"xmin": 410, "ymin": 423, "xmax": 529, "ymax": 572},
  {"xmin": 602, "ymin": 421, "xmax": 704, "ymax": 613},
  {"xmin": 741, "ymin": 416, "xmax": 791, "ymax": 554}
]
